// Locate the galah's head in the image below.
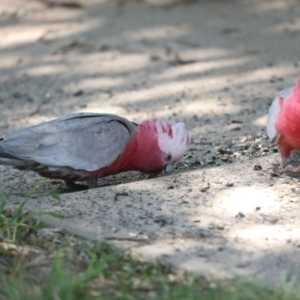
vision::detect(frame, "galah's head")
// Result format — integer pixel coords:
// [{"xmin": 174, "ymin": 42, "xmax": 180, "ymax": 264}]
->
[
  {"xmin": 137, "ymin": 119, "xmax": 192, "ymax": 174},
  {"xmin": 156, "ymin": 119, "xmax": 192, "ymax": 172}
]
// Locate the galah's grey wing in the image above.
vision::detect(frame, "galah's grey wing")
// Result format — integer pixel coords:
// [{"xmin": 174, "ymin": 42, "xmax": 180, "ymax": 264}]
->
[
  {"xmin": 0, "ymin": 113, "xmax": 136, "ymax": 171},
  {"xmin": 267, "ymin": 87, "xmax": 293, "ymax": 142}
]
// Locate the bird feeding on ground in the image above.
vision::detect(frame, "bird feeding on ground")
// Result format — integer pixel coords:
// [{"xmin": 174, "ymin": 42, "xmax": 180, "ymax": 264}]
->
[
  {"xmin": 0, "ymin": 113, "xmax": 191, "ymax": 190},
  {"xmin": 267, "ymin": 74, "xmax": 300, "ymax": 173}
]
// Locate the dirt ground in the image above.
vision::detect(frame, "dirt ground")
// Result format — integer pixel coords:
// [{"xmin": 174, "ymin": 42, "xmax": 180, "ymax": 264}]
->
[{"xmin": 1, "ymin": 0, "xmax": 300, "ymax": 289}]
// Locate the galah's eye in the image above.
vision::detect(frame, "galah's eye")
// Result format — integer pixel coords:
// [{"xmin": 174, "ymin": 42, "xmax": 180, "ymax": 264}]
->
[{"xmin": 164, "ymin": 152, "xmax": 172, "ymax": 162}]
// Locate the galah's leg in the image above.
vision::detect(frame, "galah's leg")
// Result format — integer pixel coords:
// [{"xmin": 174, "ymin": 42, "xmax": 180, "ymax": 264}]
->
[
  {"xmin": 63, "ymin": 178, "xmax": 99, "ymax": 192},
  {"xmin": 281, "ymin": 156, "xmax": 290, "ymax": 165},
  {"xmin": 63, "ymin": 180, "xmax": 88, "ymax": 192},
  {"xmin": 274, "ymin": 143, "xmax": 299, "ymax": 174},
  {"xmin": 88, "ymin": 178, "xmax": 115, "ymax": 188},
  {"xmin": 278, "ymin": 143, "xmax": 293, "ymax": 165},
  {"xmin": 86, "ymin": 178, "xmax": 98, "ymax": 189}
]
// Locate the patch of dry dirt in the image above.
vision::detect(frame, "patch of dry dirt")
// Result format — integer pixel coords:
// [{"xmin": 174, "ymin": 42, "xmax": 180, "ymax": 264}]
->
[{"xmin": 1, "ymin": 0, "xmax": 300, "ymax": 289}]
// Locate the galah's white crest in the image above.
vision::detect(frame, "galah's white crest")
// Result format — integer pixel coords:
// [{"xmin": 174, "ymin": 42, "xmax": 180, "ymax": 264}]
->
[{"xmin": 0, "ymin": 113, "xmax": 192, "ymax": 190}]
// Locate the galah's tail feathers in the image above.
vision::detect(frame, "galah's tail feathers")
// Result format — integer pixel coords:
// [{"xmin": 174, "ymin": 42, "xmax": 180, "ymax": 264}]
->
[{"xmin": 267, "ymin": 87, "xmax": 293, "ymax": 142}]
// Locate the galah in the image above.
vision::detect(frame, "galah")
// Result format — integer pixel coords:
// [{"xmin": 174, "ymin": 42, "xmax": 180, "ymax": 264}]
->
[
  {"xmin": 0, "ymin": 113, "xmax": 191, "ymax": 190},
  {"xmin": 267, "ymin": 75, "xmax": 300, "ymax": 173}
]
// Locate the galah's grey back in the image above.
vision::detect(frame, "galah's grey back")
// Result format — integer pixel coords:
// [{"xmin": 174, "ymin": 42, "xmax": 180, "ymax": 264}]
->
[
  {"xmin": 267, "ymin": 87, "xmax": 294, "ymax": 142},
  {"xmin": 0, "ymin": 113, "xmax": 137, "ymax": 172}
]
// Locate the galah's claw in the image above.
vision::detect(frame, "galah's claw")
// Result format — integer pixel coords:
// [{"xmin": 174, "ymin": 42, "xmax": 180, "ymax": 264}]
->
[
  {"xmin": 63, "ymin": 180, "xmax": 88, "ymax": 192},
  {"xmin": 277, "ymin": 164, "xmax": 300, "ymax": 174},
  {"xmin": 270, "ymin": 157, "xmax": 299, "ymax": 175},
  {"xmin": 271, "ymin": 162, "xmax": 282, "ymax": 174},
  {"xmin": 97, "ymin": 181, "xmax": 114, "ymax": 188},
  {"xmin": 63, "ymin": 178, "xmax": 113, "ymax": 192}
]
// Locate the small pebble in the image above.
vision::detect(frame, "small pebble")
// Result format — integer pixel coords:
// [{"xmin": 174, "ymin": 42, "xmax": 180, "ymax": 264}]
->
[{"xmin": 236, "ymin": 212, "xmax": 245, "ymax": 218}]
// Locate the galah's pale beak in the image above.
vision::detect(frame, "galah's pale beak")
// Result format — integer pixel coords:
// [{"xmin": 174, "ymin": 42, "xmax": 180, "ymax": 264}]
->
[{"xmin": 162, "ymin": 164, "xmax": 175, "ymax": 174}]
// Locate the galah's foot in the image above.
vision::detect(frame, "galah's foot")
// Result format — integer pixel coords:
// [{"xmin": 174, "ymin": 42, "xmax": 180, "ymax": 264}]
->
[
  {"xmin": 277, "ymin": 163, "xmax": 300, "ymax": 174},
  {"xmin": 97, "ymin": 181, "xmax": 114, "ymax": 188},
  {"xmin": 63, "ymin": 180, "xmax": 88, "ymax": 192},
  {"xmin": 90, "ymin": 178, "xmax": 119, "ymax": 188},
  {"xmin": 63, "ymin": 178, "xmax": 116, "ymax": 192}
]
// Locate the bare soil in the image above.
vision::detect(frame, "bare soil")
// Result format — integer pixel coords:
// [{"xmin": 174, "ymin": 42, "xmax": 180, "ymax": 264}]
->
[{"xmin": 1, "ymin": 0, "xmax": 300, "ymax": 289}]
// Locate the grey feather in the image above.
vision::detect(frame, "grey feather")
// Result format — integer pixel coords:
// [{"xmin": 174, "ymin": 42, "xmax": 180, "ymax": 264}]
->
[
  {"xmin": 266, "ymin": 87, "xmax": 293, "ymax": 142},
  {"xmin": 0, "ymin": 113, "xmax": 136, "ymax": 172}
]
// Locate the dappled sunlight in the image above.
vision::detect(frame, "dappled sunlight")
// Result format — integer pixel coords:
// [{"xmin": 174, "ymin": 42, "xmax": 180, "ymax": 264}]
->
[
  {"xmin": 227, "ymin": 65, "xmax": 295, "ymax": 85},
  {"xmin": 232, "ymin": 224, "xmax": 300, "ymax": 246},
  {"xmin": 216, "ymin": 186, "xmax": 281, "ymax": 215},
  {"xmin": 0, "ymin": 54, "xmax": 22, "ymax": 70},
  {"xmin": 0, "ymin": 0, "xmax": 299, "ymax": 132},
  {"xmin": 155, "ymin": 53, "xmax": 249, "ymax": 81},
  {"xmin": 25, "ymin": 64, "xmax": 67, "ymax": 76},
  {"xmin": 111, "ymin": 80, "xmax": 235, "ymax": 107},
  {"xmin": 253, "ymin": 1, "xmax": 294, "ymax": 12},
  {"xmin": 253, "ymin": 114, "xmax": 267, "ymax": 127},
  {"xmin": 0, "ymin": 18, "xmax": 107, "ymax": 49},
  {"xmin": 66, "ymin": 76, "xmax": 125, "ymax": 90},
  {"xmin": 182, "ymin": 98, "xmax": 239, "ymax": 116},
  {"xmin": 138, "ymin": 0, "xmax": 181, "ymax": 6},
  {"xmin": 267, "ymin": 19, "xmax": 300, "ymax": 34},
  {"xmin": 0, "ymin": 25, "xmax": 46, "ymax": 48},
  {"xmin": 25, "ymin": 115, "xmax": 56, "ymax": 125},
  {"xmin": 77, "ymin": 53, "xmax": 152, "ymax": 74},
  {"xmin": 126, "ymin": 24, "xmax": 190, "ymax": 40}
]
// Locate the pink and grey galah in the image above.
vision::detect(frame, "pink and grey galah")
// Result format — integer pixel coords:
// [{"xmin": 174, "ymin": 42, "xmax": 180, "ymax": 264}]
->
[
  {"xmin": 0, "ymin": 113, "xmax": 191, "ymax": 190},
  {"xmin": 267, "ymin": 75, "xmax": 300, "ymax": 173}
]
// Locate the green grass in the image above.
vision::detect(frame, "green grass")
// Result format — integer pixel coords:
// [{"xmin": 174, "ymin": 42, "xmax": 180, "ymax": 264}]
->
[{"xmin": 1, "ymin": 190, "xmax": 300, "ymax": 300}]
